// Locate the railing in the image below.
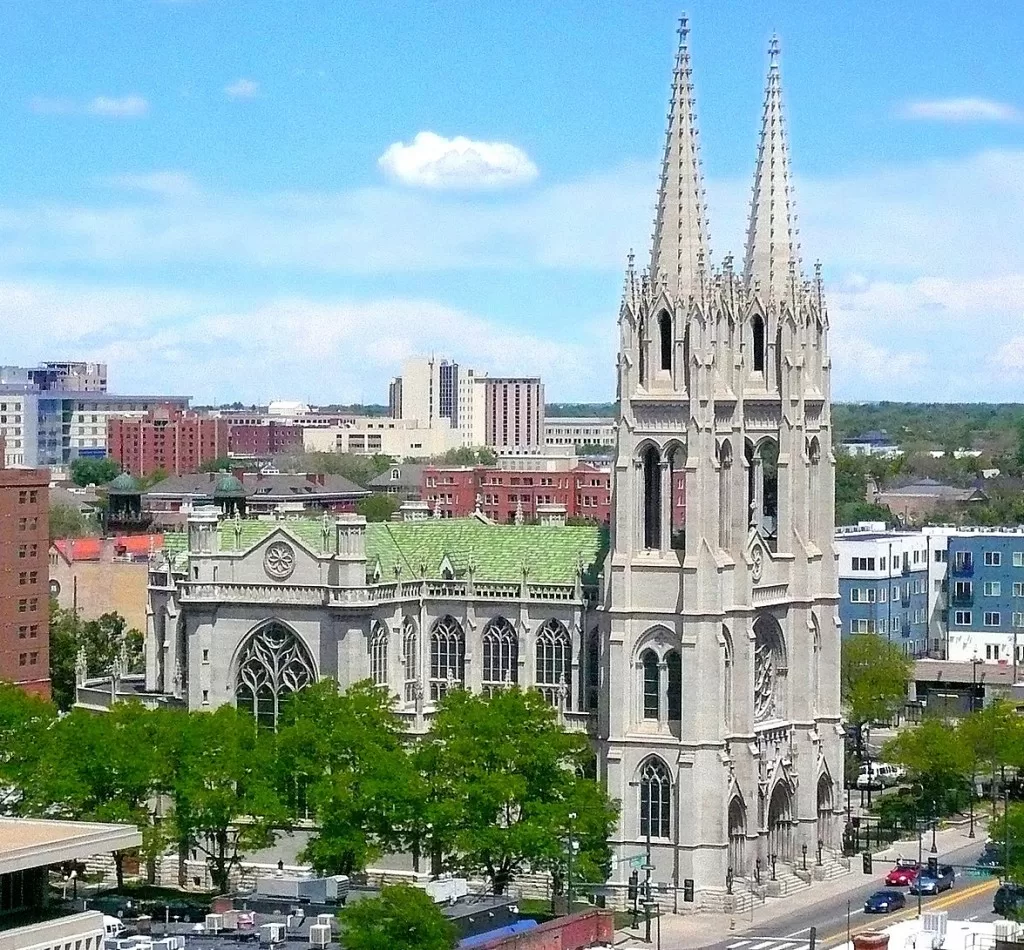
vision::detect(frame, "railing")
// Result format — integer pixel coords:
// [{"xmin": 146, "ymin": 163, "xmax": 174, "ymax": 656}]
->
[
  {"xmin": 528, "ymin": 583, "xmax": 577, "ymax": 601},
  {"xmin": 951, "ymin": 559, "xmax": 975, "ymax": 577},
  {"xmin": 181, "ymin": 582, "xmax": 333, "ymax": 605},
  {"xmin": 474, "ymin": 582, "xmax": 523, "ymax": 599},
  {"xmin": 950, "ymin": 591, "xmax": 974, "ymax": 606}
]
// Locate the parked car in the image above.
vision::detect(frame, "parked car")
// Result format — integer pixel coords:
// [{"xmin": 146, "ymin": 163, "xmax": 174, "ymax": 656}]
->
[
  {"xmin": 910, "ymin": 864, "xmax": 955, "ymax": 895},
  {"xmin": 995, "ymin": 882, "xmax": 1024, "ymax": 917},
  {"xmin": 978, "ymin": 843, "xmax": 1004, "ymax": 871},
  {"xmin": 864, "ymin": 890, "xmax": 907, "ymax": 914},
  {"xmin": 856, "ymin": 763, "xmax": 904, "ymax": 790},
  {"xmin": 885, "ymin": 859, "xmax": 920, "ymax": 886}
]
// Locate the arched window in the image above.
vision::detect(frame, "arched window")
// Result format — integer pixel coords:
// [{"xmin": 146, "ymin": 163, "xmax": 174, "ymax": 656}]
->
[
  {"xmin": 666, "ymin": 443, "xmax": 686, "ymax": 551},
  {"xmin": 753, "ymin": 614, "xmax": 786, "ymax": 722},
  {"xmin": 811, "ymin": 613, "xmax": 821, "ymax": 714},
  {"xmin": 236, "ymin": 622, "xmax": 315, "ymax": 730},
  {"xmin": 722, "ymin": 625, "xmax": 734, "ymax": 731},
  {"xmin": 639, "ymin": 758, "xmax": 672, "ymax": 839},
  {"xmin": 584, "ymin": 628, "xmax": 600, "ymax": 712},
  {"xmin": 536, "ymin": 619, "xmax": 571, "ymax": 709},
  {"xmin": 658, "ymin": 310, "xmax": 672, "ymax": 372},
  {"xmin": 666, "ymin": 650, "xmax": 681, "ymax": 721},
  {"xmin": 752, "ymin": 314, "xmax": 765, "ymax": 373},
  {"xmin": 807, "ymin": 437, "xmax": 821, "ymax": 538},
  {"xmin": 638, "ymin": 317, "xmax": 648, "ymax": 386},
  {"xmin": 402, "ymin": 617, "xmax": 418, "ymax": 703},
  {"xmin": 641, "ymin": 650, "xmax": 659, "ymax": 719},
  {"xmin": 482, "ymin": 617, "xmax": 518, "ymax": 694},
  {"xmin": 369, "ymin": 621, "xmax": 388, "ymax": 687},
  {"xmin": 642, "ymin": 445, "xmax": 662, "ymax": 550},
  {"xmin": 429, "ymin": 616, "xmax": 465, "ymax": 701},
  {"xmin": 717, "ymin": 440, "xmax": 733, "ymax": 550},
  {"xmin": 746, "ymin": 438, "xmax": 779, "ymax": 547}
]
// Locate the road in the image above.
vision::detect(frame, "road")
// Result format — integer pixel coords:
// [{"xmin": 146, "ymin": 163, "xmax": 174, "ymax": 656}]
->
[{"xmin": 709, "ymin": 838, "xmax": 999, "ymax": 950}]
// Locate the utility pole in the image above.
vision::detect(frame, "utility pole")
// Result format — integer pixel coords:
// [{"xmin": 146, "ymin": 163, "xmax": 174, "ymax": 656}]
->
[
  {"xmin": 643, "ymin": 830, "xmax": 653, "ymax": 944},
  {"xmin": 566, "ymin": 811, "xmax": 576, "ymax": 915}
]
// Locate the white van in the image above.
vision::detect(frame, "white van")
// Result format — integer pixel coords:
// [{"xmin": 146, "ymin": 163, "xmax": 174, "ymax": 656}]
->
[
  {"xmin": 103, "ymin": 917, "xmax": 127, "ymax": 941},
  {"xmin": 856, "ymin": 762, "xmax": 904, "ymax": 789}
]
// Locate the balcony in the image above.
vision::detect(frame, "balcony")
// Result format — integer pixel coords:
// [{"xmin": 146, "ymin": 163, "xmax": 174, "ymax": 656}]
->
[
  {"xmin": 950, "ymin": 558, "xmax": 974, "ymax": 577},
  {"xmin": 950, "ymin": 590, "xmax": 974, "ymax": 607}
]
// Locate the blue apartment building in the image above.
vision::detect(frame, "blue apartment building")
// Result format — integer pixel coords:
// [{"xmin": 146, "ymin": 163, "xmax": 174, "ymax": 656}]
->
[
  {"xmin": 946, "ymin": 532, "xmax": 1024, "ymax": 665},
  {"xmin": 835, "ymin": 526, "xmax": 932, "ymax": 657}
]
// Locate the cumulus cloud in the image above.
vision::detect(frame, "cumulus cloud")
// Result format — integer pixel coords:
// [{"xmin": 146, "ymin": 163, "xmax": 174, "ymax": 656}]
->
[
  {"xmin": 378, "ymin": 131, "xmax": 539, "ymax": 189},
  {"xmin": 900, "ymin": 97, "xmax": 1021, "ymax": 122},
  {"xmin": 87, "ymin": 95, "xmax": 149, "ymax": 117},
  {"xmin": 224, "ymin": 78, "xmax": 259, "ymax": 100}
]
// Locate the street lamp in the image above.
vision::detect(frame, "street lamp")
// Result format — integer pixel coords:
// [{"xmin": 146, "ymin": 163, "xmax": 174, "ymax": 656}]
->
[
  {"xmin": 969, "ymin": 653, "xmax": 982, "ymax": 838},
  {"xmin": 566, "ymin": 812, "xmax": 578, "ymax": 915}
]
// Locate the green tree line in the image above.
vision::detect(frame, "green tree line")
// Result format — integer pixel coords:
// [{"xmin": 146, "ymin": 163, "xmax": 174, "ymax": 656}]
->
[{"xmin": 0, "ymin": 680, "xmax": 617, "ymax": 899}]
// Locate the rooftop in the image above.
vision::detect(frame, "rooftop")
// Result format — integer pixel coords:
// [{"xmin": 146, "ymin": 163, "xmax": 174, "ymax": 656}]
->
[{"xmin": 0, "ymin": 818, "xmax": 141, "ymax": 875}]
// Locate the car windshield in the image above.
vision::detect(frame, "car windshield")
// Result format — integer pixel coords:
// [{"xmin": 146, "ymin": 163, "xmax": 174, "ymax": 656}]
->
[{"xmin": 896, "ymin": 860, "xmax": 917, "ymax": 868}]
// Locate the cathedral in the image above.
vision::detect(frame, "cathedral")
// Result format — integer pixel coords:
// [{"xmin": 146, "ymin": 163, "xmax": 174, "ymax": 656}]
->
[{"xmin": 115, "ymin": 18, "xmax": 842, "ymax": 912}]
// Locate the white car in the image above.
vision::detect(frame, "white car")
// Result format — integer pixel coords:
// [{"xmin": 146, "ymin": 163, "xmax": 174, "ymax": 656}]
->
[{"xmin": 856, "ymin": 763, "xmax": 904, "ymax": 790}]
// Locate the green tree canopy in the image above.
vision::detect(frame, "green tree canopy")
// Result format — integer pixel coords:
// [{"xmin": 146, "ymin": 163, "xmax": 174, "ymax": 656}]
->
[
  {"xmin": 355, "ymin": 493, "xmax": 400, "ymax": 523},
  {"xmin": 170, "ymin": 705, "xmax": 289, "ymax": 893},
  {"xmin": 435, "ymin": 447, "xmax": 497, "ymax": 466},
  {"xmin": 0, "ymin": 681, "xmax": 56, "ymax": 813},
  {"xmin": 338, "ymin": 884, "xmax": 455, "ymax": 950},
  {"xmin": 421, "ymin": 688, "xmax": 617, "ymax": 894},
  {"xmin": 841, "ymin": 634, "xmax": 912, "ymax": 757},
  {"xmin": 882, "ymin": 718, "xmax": 971, "ymax": 818},
  {"xmin": 70, "ymin": 457, "xmax": 120, "ymax": 487},
  {"xmin": 49, "ymin": 503, "xmax": 97, "ymax": 540}
]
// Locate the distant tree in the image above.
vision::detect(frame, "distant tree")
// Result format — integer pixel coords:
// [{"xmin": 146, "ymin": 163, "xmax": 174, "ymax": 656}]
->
[
  {"xmin": 198, "ymin": 456, "xmax": 236, "ymax": 473},
  {"xmin": 841, "ymin": 634, "xmax": 912, "ymax": 760},
  {"xmin": 49, "ymin": 602, "xmax": 81, "ymax": 711},
  {"xmin": 436, "ymin": 447, "xmax": 497, "ymax": 466},
  {"xmin": 882, "ymin": 718, "xmax": 971, "ymax": 820},
  {"xmin": 355, "ymin": 493, "xmax": 400, "ymax": 523},
  {"xmin": 836, "ymin": 501, "xmax": 895, "ymax": 527},
  {"xmin": 272, "ymin": 452, "xmax": 394, "ymax": 488},
  {"xmin": 0, "ymin": 681, "xmax": 56, "ymax": 813},
  {"xmin": 576, "ymin": 444, "xmax": 612, "ymax": 457},
  {"xmin": 49, "ymin": 503, "xmax": 96, "ymax": 540},
  {"xmin": 958, "ymin": 702, "xmax": 1024, "ymax": 816},
  {"xmin": 136, "ymin": 468, "xmax": 169, "ymax": 490},
  {"xmin": 988, "ymin": 803, "xmax": 1024, "ymax": 884},
  {"xmin": 338, "ymin": 884, "xmax": 455, "ymax": 950},
  {"xmin": 70, "ymin": 457, "xmax": 120, "ymax": 487},
  {"xmin": 171, "ymin": 706, "xmax": 288, "ymax": 893},
  {"xmin": 420, "ymin": 688, "xmax": 617, "ymax": 895}
]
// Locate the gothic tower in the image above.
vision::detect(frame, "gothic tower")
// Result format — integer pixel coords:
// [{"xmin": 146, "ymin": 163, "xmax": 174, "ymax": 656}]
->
[{"xmin": 598, "ymin": 20, "xmax": 842, "ymax": 911}]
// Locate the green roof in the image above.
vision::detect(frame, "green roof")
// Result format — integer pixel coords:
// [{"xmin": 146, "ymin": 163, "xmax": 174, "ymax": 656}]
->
[
  {"xmin": 210, "ymin": 517, "xmax": 607, "ymax": 585},
  {"xmin": 107, "ymin": 472, "xmax": 140, "ymax": 493},
  {"xmin": 162, "ymin": 531, "xmax": 190, "ymax": 570},
  {"xmin": 214, "ymin": 473, "xmax": 246, "ymax": 496}
]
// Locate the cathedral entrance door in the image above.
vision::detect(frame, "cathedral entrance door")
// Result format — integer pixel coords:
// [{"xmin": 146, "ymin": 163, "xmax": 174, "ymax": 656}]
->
[
  {"xmin": 767, "ymin": 782, "xmax": 793, "ymax": 864},
  {"xmin": 817, "ymin": 774, "xmax": 834, "ymax": 851},
  {"xmin": 728, "ymin": 798, "xmax": 747, "ymax": 876}
]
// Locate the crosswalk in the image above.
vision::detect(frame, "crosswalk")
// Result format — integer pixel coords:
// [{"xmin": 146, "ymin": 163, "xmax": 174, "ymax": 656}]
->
[{"xmin": 727, "ymin": 939, "xmax": 812, "ymax": 950}]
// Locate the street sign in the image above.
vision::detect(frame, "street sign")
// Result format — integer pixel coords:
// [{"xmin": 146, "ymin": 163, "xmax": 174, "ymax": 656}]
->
[{"xmin": 630, "ymin": 855, "xmax": 645, "ymax": 870}]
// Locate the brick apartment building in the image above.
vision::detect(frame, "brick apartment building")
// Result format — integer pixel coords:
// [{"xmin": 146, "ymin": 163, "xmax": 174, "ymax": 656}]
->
[
  {"xmin": 227, "ymin": 420, "xmax": 305, "ymax": 457},
  {"xmin": 422, "ymin": 462, "xmax": 686, "ymax": 525},
  {"xmin": 0, "ymin": 451, "xmax": 50, "ymax": 697},
  {"xmin": 107, "ymin": 406, "xmax": 229, "ymax": 477}
]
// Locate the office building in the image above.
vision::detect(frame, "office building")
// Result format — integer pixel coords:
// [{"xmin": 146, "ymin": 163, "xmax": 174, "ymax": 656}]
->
[
  {"xmin": 545, "ymin": 417, "xmax": 616, "ymax": 451},
  {"xmin": 483, "ymin": 377, "xmax": 544, "ymax": 450},
  {"xmin": 107, "ymin": 407, "xmax": 229, "ymax": 477}
]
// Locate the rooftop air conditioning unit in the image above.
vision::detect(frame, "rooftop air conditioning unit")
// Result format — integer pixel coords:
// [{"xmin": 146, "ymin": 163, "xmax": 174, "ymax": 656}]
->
[
  {"xmin": 204, "ymin": 915, "xmax": 223, "ymax": 934},
  {"xmin": 309, "ymin": 925, "xmax": 330, "ymax": 947}
]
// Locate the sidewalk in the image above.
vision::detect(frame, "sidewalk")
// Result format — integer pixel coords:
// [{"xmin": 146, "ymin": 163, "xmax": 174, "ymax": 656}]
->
[{"xmin": 615, "ymin": 818, "xmax": 989, "ymax": 950}]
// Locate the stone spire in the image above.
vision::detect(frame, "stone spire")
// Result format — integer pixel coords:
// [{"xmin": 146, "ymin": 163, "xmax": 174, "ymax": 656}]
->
[
  {"xmin": 649, "ymin": 15, "xmax": 709, "ymax": 305},
  {"xmin": 743, "ymin": 35, "xmax": 800, "ymax": 306}
]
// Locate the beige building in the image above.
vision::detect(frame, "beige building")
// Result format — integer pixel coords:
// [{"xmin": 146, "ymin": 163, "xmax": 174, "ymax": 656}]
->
[
  {"xmin": 545, "ymin": 417, "xmax": 616, "ymax": 451},
  {"xmin": 302, "ymin": 417, "xmax": 461, "ymax": 458}
]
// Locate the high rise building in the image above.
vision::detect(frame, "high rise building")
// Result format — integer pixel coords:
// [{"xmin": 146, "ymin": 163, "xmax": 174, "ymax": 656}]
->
[
  {"xmin": 0, "ymin": 454, "xmax": 50, "ymax": 697},
  {"xmin": 392, "ymin": 357, "xmax": 490, "ymax": 448},
  {"xmin": 599, "ymin": 23, "xmax": 840, "ymax": 902},
  {"xmin": 483, "ymin": 377, "xmax": 544, "ymax": 450},
  {"xmin": 107, "ymin": 406, "xmax": 229, "ymax": 477}
]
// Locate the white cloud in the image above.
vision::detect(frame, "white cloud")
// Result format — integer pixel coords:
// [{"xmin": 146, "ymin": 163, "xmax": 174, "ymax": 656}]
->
[
  {"xmin": 87, "ymin": 95, "xmax": 149, "ymax": 118},
  {"xmin": 900, "ymin": 97, "xmax": 1021, "ymax": 122},
  {"xmin": 994, "ymin": 337, "xmax": 1024, "ymax": 372},
  {"xmin": 225, "ymin": 78, "xmax": 259, "ymax": 100},
  {"xmin": 378, "ymin": 131, "xmax": 539, "ymax": 189},
  {"xmin": 28, "ymin": 96, "xmax": 77, "ymax": 115}
]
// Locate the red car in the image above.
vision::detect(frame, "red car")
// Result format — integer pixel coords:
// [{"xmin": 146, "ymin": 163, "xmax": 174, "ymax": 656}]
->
[{"xmin": 885, "ymin": 860, "xmax": 920, "ymax": 886}]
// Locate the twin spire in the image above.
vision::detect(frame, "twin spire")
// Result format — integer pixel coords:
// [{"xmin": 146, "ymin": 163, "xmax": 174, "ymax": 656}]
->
[{"xmin": 649, "ymin": 19, "xmax": 800, "ymax": 306}]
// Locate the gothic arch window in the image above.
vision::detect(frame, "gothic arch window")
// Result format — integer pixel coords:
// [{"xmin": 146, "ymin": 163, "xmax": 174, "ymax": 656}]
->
[
  {"xmin": 753, "ymin": 614, "xmax": 786, "ymax": 722},
  {"xmin": 775, "ymin": 322, "xmax": 783, "ymax": 393},
  {"xmin": 767, "ymin": 781, "xmax": 794, "ymax": 861},
  {"xmin": 752, "ymin": 313, "xmax": 765, "ymax": 373},
  {"xmin": 722, "ymin": 625, "xmax": 734, "ymax": 730},
  {"xmin": 746, "ymin": 438, "xmax": 779, "ymax": 547},
  {"xmin": 638, "ymin": 316, "xmax": 648, "ymax": 387},
  {"xmin": 236, "ymin": 621, "xmax": 315, "ymax": 730},
  {"xmin": 641, "ymin": 649, "xmax": 659, "ymax": 719},
  {"xmin": 728, "ymin": 797, "xmax": 747, "ymax": 875},
  {"xmin": 717, "ymin": 440, "xmax": 733, "ymax": 550},
  {"xmin": 429, "ymin": 615, "xmax": 465, "ymax": 701},
  {"xmin": 536, "ymin": 619, "xmax": 571, "ymax": 709},
  {"xmin": 641, "ymin": 445, "xmax": 662, "ymax": 550},
  {"xmin": 658, "ymin": 310, "xmax": 672, "ymax": 372},
  {"xmin": 665, "ymin": 649, "xmax": 681, "ymax": 721},
  {"xmin": 811, "ymin": 612, "xmax": 821, "ymax": 714},
  {"xmin": 584, "ymin": 627, "xmax": 600, "ymax": 712},
  {"xmin": 402, "ymin": 617, "xmax": 418, "ymax": 703},
  {"xmin": 683, "ymin": 324, "xmax": 691, "ymax": 393},
  {"xmin": 817, "ymin": 772, "xmax": 835, "ymax": 849},
  {"xmin": 369, "ymin": 621, "xmax": 388, "ymax": 687},
  {"xmin": 482, "ymin": 617, "xmax": 518, "ymax": 694},
  {"xmin": 807, "ymin": 436, "xmax": 821, "ymax": 537},
  {"xmin": 638, "ymin": 757, "xmax": 672, "ymax": 839},
  {"xmin": 665, "ymin": 442, "xmax": 686, "ymax": 551}
]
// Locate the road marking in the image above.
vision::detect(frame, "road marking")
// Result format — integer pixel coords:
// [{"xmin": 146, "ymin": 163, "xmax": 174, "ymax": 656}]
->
[
  {"xmin": 728, "ymin": 943, "xmax": 750, "ymax": 949},
  {"xmin": 749, "ymin": 942, "xmax": 778, "ymax": 949},
  {"xmin": 785, "ymin": 930, "xmax": 812, "ymax": 938}
]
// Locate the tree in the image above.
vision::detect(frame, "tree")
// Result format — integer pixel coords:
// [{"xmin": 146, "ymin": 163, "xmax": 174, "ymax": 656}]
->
[
  {"xmin": 70, "ymin": 457, "xmax": 120, "ymax": 487},
  {"xmin": 49, "ymin": 601, "xmax": 81, "ymax": 711},
  {"xmin": 338, "ymin": 884, "xmax": 455, "ymax": 950},
  {"xmin": 277, "ymin": 681, "xmax": 419, "ymax": 875},
  {"xmin": 0, "ymin": 681, "xmax": 56, "ymax": 813},
  {"xmin": 355, "ymin": 493, "xmax": 400, "ymax": 523},
  {"xmin": 882, "ymin": 718, "xmax": 971, "ymax": 820},
  {"xmin": 958, "ymin": 702, "xmax": 1024, "ymax": 816},
  {"xmin": 271, "ymin": 452, "xmax": 394, "ymax": 488},
  {"xmin": 198, "ymin": 456, "xmax": 236, "ymax": 473},
  {"xmin": 136, "ymin": 468, "xmax": 169, "ymax": 490},
  {"xmin": 841, "ymin": 634, "xmax": 912, "ymax": 760},
  {"xmin": 49, "ymin": 503, "xmax": 96, "ymax": 540},
  {"xmin": 436, "ymin": 447, "xmax": 497, "ymax": 466},
  {"xmin": 421, "ymin": 688, "xmax": 617, "ymax": 895},
  {"xmin": 170, "ymin": 706, "xmax": 288, "ymax": 893}
]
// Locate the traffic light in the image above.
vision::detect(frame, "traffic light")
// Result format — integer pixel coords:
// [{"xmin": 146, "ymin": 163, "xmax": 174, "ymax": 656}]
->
[
  {"xmin": 683, "ymin": 879, "xmax": 694, "ymax": 903},
  {"xmin": 862, "ymin": 852, "xmax": 872, "ymax": 874},
  {"xmin": 627, "ymin": 870, "xmax": 638, "ymax": 903},
  {"xmin": 928, "ymin": 857, "xmax": 938, "ymax": 876},
  {"xmin": 851, "ymin": 816, "xmax": 861, "ymax": 829}
]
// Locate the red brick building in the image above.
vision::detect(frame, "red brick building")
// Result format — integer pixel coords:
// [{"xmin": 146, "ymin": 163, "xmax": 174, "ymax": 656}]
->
[
  {"xmin": 227, "ymin": 421, "xmax": 305, "ymax": 457},
  {"xmin": 107, "ymin": 406, "xmax": 230, "ymax": 477},
  {"xmin": 0, "ymin": 457, "xmax": 50, "ymax": 697}
]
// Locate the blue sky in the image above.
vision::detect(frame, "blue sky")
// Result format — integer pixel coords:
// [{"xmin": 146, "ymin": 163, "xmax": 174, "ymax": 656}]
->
[{"xmin": 1, "ymin": 0, "xmax": 1023, "ymax": 404}]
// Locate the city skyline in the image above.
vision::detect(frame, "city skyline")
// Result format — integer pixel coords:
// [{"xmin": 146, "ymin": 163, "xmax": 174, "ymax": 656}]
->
[{"xmin": 0, "ymin": 2, "xmax": 1022, "ymax": 403}]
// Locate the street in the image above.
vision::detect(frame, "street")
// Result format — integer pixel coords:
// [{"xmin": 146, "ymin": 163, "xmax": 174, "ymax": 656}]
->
[{"xmin": 707, "ymin": 837, "xmax": 998, "ymax": 950}]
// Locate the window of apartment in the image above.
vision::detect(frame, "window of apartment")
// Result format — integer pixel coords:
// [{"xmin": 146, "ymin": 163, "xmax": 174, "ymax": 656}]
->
[
  {"xmin": 18, "ymin": 572, "xmax": 27, "ymax": 586},
  {"xmin": 850, "ymin": 588, "xmax": 861, "ymax": 603},
  {"xmin": 866, "ymin": 588, "xmax": 877, "ymax": 603},
  {"xmin": 892, "ymin": 616, "xmax": 902, "ymax": 633},
  {"xmin": 985, "ymin": 611, "xmax": 1001, "ymax": 627},
  {"xmin": 954, "ymin": 551, "xmax": 973, "ymax": 570},
  {"xmin": 954, "ymin": 581, "xmax": 972, "ymax": 599},
  {"xmin": 18, "ymin": 654, "xmax": 26, "ymax": 667},
  {"xmin": 1015, "ymin": 552, "xmax": 1024, "ymax": 568},
  {"xmin": 892, "ymin": 585, "xmax": 900, "ymax": 600},
  {"xmin": 879, "ymin": 586, "xmax": 888, "ymax": 603},
  {"xmin": 851, "ymin": 557, "xmax": 876, "ymax": 571},
  {"xmin": 29, "ymin": 652, "xmax": 37, "ymax": 665},
  {"xmin": 879, "ymin": 557, "xmax": 886, "ymax": 570},
  {"xmin": 987, "ymin": 644, "xmax": 1000, "ymax": 660},
  {"xmin": 913, "ymin": 550, "xmax": 920, "ymax": 563},
  {"xmin": 1014, "ymin": 583, "xmax": 1024, "ymax": 597},
  {"xmin": 985, "ymin": 551, "xmax": 1002, "ymax": 567},
  {"xmin": 985, "ymin": 581, "xmax": 1002, "ymax": 597},
  {"xmin": 1013, "ymin": 613, "xmax": 1024, "ymax": 629},
  {"xmin": 18, "ymin": 626, "xmax": 27, "ymax": 639}
]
